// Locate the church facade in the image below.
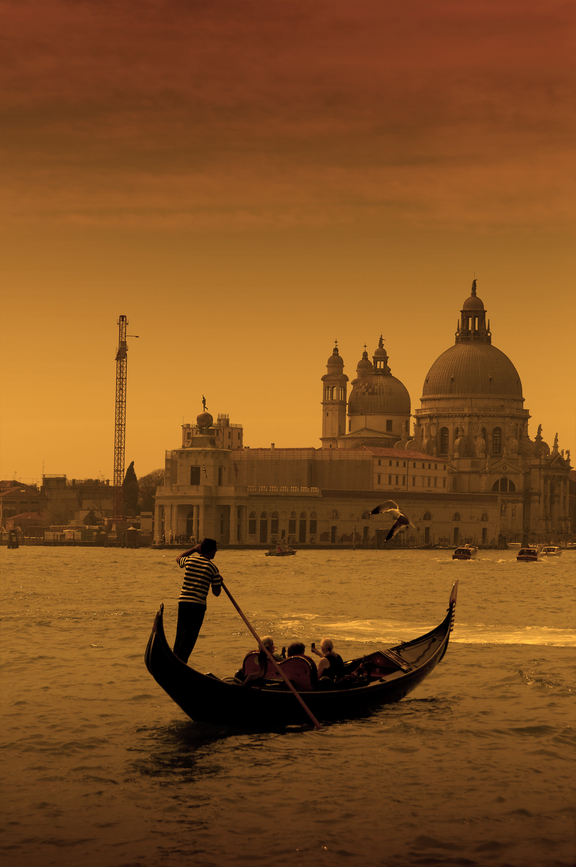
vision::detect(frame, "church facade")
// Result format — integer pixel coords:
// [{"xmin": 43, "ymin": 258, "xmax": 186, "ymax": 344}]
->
[{"xmin": 154, "ymin": 283, "xmax": 572, "ymax": 547}]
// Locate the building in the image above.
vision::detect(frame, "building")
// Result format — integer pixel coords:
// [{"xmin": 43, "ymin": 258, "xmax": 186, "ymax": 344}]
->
[{"xmin": 154, "ymin": 282, "xmax": 572, "ymax": 547}]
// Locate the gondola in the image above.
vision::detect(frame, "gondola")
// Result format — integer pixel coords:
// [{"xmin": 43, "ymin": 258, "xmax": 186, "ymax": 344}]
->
[{"xmin": 144, "ymin": 582, "xmax": 458, "ymax": 728}]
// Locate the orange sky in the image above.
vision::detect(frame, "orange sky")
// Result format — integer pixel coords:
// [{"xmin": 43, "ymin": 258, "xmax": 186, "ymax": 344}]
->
[{"xmin": 1, "ymin": 0, "xmax": 575, "ymax": 484}]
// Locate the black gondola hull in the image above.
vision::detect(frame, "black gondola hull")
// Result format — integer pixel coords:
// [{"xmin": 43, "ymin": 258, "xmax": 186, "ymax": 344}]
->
[{"xmin": 145, "ymin": 582, "xmax": 458, "ymax": 728}]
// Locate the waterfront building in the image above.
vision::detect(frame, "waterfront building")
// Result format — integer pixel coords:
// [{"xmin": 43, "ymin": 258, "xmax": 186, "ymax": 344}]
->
[{"xmin": 154, "ymin": 283, "xmax": 572, "ymax": 547}]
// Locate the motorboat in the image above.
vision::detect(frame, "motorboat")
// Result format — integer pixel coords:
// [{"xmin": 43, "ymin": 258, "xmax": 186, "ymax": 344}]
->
[
  {"xmin": 517, "ymin": 547, "xmax": 539, "ymax": 562},
  {"xmin": 452, "ymin": 544, "xmax": 478, "ymax": 560},
  {"xmin": 144, "ymin": 583, "xmax": 458, "ymax": 728},
  {"xmin": 265, "ymin": 546, "xmax": 296, "ymax": 557},
  {"xmin": 540, "ymin": 546, "xmax": 562, "ymax": 556}
]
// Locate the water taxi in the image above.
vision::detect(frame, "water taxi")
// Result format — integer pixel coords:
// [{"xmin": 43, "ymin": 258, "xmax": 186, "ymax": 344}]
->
[{"xmin": 540, "ymin": 546, "xmax": 562, "ymax": 556}]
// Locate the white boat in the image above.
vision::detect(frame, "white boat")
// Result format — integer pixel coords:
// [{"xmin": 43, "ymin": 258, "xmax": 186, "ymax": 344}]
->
[{"xmin": 540, "ymin": 546, "xmax": 562, "ymax": 556}]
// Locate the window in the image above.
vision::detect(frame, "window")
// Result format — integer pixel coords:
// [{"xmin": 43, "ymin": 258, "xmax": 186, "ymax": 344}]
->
[
  {"xmin": 339, "ymin": 386, "xmax": 345, "ymax": 400},
  {"xmin": 248, "ymin": 512, "xmax": 257, "ymax": 534},
  {"xmin": 492, "ymin": 427, "xmax": 502, "ymax": 454},
  {"xmin": 378, "ymin": 459, "xmax": 381, "ymax": 465},
  {"xmin": 452, "ymin": 513, "xmax": 460, "ymax": 522},
  {"xmin": 331, "ymin": 509, "xmax": 339, "ymax": 519},
  {"xmin": 386, "ymin": 420, "xmax": 393, "ymax": 432},
  {"xmin": 440, "ymin": 427, "xmax": 449, "ymax": 454},
  {"xmin": 325, "ymin": 386, "xmax": 330, "ymax": 400},
  {"xmin": 299, "ymin": 512, "xmax": 307, "ymax": 543},
  {"xmin": 395, "ymin": 475, "xmax": 399, "ymax": 485},
  {"xmin": 388, "ymin": 475, "xmax": 392, "ymax": 484},
  {"xmin": 377, "ymin": 474, "xmax": 381, "ymax": 484},
  {"xmin": 423, "ymin": 512, "xmax": 432, "ymax": 521},
  {"xmin": 271, "ymin": 512, "xmax": 279, "ymax": 534},
  {"xmin": 259, "ymin": 513, "xmax": 268, "ymax": 544},
  {"xmin": 190, "ymin": 466, "xmax": 200, "ymax": 485},
  {"xmin": 492, "ymin": 478, "xmax": 516, "ymax": 493},
  {"xmin": 412, "ymin": 477, "xmax": 416, "ymax": 486},
  {"xmin": 481, "ymin": 513, "xmax": 488, "ymax": 522},
  {"xmin": 310, "ymin": 512, "xmax": 317, "ymax": 534}
]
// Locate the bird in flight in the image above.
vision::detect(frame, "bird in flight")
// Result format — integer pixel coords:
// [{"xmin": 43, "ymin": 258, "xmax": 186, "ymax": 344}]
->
[{"xmin": 370, "ymin": 500, "xmax": 415, "ymax": 542}]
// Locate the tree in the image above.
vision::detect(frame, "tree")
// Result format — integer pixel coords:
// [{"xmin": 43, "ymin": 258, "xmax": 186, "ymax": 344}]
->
[
  {"xmin": 123, "ymin": 461, "xmax": 139, "ymax": 516},
  {"xmin": 138, "ymin": 468, "xmax": 165, "ymax": 513}
]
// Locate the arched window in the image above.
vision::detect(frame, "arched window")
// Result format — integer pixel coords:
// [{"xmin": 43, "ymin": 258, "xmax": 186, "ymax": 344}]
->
[
  {"xmin": 309, "ymin": 512, "xmax": 317, "ymax": 534},
  {"xmin": 452, "ymin": 513, "xmax": 460, "ymax": 522},
  {"xmin": 259, "ymin": 512, "xmax": 268, "ymax": 544},
  {"xmin": 492, "ymin": 427, "xmax": 502, "ymax": 454},
  {"xmin": 362, "ymin": 511, "xmax": 371, "ymax": 519},
  {"xmin": 339, "ymin": 386, "xmax": 345, "ymax": 400},
  {"xmin": 299, "ymin": 512, "xmax": 307, "ymax": 543},
  {"xmin": 440, "ymin": 427, "xmax": 449, "ymax": 454},
  {"xmin": 331, "ymin": 386, "xmax": 337, "ymax": 399},
  {"xmin": 271, "ymin": 512, "xmax": 279, "ymax": 534},
  {"xmin": 481, "ymin": 513, "xmax": 488, "ymax": 522},
  {"xmin": 325, "ymin": 386, "xmax": 330, "ymax": 400},
  {"xmin": 248, "ymin": 512, "xmax": 257, "ymax": 534},
  {"xmin": 331, "ymin": 509, "xmax": 339, "ymax": 519},
  {"xmin": 492, "ymin": 478, "xmax": 516, "ymax": 493},
  {"xmin": 423, "ymin": 512, "xmax": 432, "ymax": 521}
]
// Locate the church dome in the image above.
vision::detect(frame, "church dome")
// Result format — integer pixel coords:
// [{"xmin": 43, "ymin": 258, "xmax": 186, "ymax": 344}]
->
[
  {"xmin": 349, "ymin": 338, "xmax": 410, "ymax": 414},
  {"xmin": 422, "ymin": 340, "xmax": 523, "ymax": 397},
  {"xmin": 463, "ymin": 293, "xmax": 485, "ymax": 311},
  {"xmin": 354, "ymin": 349, "xmax": 372, "ymax": 381},
  {"xmin": 348, "ymin": 374, "xmax": 411, "ymax": 414},
  {"xmin": 326, "ymin": 346, "xmax": 344, "ymax": 369}
]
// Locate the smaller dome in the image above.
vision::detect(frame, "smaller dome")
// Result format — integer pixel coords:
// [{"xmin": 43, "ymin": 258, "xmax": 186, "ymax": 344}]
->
[
  {"xmin": 462, "ymin": 278, "xmax": 484, "ymax": 311},
  {"xmin": 197, "ymin": 411, "xmax": 213, "ymax": 429},
  {"xmin": 463, "ymin": 294, "xmax": 485, "ymax": 311},
  {"xmin": 355, "ymin": 350, "xmax": 372, "ymax": 379},
  {"xmin": 326, "ymin": 346, "xmax": 344, "ymax": 369}
]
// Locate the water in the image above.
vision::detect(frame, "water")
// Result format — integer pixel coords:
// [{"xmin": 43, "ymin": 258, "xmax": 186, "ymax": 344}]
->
[{"xmin": 1, "ymin": 547, "xmax": 574, "ymax": 867}]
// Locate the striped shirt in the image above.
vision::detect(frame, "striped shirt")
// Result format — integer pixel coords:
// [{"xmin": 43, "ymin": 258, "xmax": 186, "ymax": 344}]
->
[{"xmin": 178, "ymin": 554, "xmax": 222, "ymax": 606}]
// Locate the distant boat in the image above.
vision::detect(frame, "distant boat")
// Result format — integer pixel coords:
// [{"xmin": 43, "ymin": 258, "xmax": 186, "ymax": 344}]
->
[
  {"xmin": 508, "ymin": 542, "xmax": 521, "ymax": 547},
  {"xmin": 452, "ymin": 544, "xmax": 478, "ymax": 560},
  {"xmin": 540, "ymin": 546, "xmax": 562, "ymax": 556},
  {"xmin": 517, "ymin": 547, "xmax": 539, "ymax": 562},
  {"xmin": 265, "ymin": 545, "xmax": 296, "ymax": 557}
]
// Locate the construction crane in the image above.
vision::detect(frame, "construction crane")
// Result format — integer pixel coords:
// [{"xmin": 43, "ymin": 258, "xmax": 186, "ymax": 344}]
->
[{"xmin": 113, "ymin": 315, "xmax": 138, "ymax": 521}]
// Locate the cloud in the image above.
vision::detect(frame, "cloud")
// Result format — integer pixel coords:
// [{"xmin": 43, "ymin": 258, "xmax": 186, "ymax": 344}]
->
[{"xmin": 1, "ymin": 0, "xmax": 574, "ymax": 230}]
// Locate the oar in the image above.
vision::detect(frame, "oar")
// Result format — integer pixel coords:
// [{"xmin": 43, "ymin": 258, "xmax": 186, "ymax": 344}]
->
[{"xmin": 221, "ymin": 581, "xmax": 322, "ymax": 730}]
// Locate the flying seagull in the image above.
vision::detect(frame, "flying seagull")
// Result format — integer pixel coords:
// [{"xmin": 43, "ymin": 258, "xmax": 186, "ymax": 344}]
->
[{"xmin": 370, "ymin": 500, "xmax": 415, "ymax": 542}]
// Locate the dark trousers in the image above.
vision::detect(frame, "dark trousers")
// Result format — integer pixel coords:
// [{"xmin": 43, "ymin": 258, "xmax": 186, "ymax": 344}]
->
[{"xmin": 173, "ymin": 602, "xmax": 206, "ymax": 663}]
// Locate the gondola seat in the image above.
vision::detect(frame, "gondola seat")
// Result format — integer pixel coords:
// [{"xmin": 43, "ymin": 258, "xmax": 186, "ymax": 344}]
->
[
  {"xmin": 241, "ymin": 650, "xmax": 281, "ymax": 680},
  {"xmin": 240, "ymin": 651, "xmax": 318, "ymax": 691}
]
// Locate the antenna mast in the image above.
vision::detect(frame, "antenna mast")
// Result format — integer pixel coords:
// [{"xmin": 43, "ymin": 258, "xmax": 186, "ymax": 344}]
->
[{"xmin": 113, "ymin": 315, "xmax": 128, "ymax": 521}]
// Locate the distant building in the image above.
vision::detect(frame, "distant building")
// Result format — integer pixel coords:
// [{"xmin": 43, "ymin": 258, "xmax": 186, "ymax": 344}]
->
[{"xmin": 154, "ymin": 283, "xmax": 572, "ymax": 547}]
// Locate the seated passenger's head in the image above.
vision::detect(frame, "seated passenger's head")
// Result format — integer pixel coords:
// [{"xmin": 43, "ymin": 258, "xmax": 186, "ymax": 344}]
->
[
  {"xmin": 321, "ymin": 638, "xmax": 334, "ymax": 654},
  {"xmin": 262, "ymin": 636, "xmax": 275, "ymax": 651},
  {"xmin": 287, "ymin": 641, "xmax": 305, "ymax": 657}
]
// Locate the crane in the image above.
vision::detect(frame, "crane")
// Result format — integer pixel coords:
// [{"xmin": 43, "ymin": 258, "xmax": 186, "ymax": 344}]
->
[{"xmin": 113, "ymin": 315, "xmax": 136, "ymax": 521}]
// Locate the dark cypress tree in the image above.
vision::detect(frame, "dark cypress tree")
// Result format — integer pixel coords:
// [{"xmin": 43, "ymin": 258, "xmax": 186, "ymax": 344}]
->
[{"xmin": 123, "ymin": 461, "xmax": 139, "ymax": 517}]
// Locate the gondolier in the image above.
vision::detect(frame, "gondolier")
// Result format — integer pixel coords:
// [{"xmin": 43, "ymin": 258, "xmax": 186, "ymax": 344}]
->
[{"xmin": 173, "ymin": 538, "xmax": 222, "ymax": 663}]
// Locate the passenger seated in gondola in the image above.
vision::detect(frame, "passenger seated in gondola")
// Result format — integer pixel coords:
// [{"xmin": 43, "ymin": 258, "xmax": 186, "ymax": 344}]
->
[
  {"xmin": 286, "ymin": 641, "xmax": 315, "ymax": 665},
  {"xmin": 262, "ymin": 635, "xmax": 285, "ymax": 661},
  {"xmin": 311, "ymin": 638, "xmax": 345, "ymax": 682}
]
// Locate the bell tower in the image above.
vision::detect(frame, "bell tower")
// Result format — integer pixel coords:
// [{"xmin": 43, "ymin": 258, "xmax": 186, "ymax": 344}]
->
[{"xmin": 321, "ymin": 342, "xmax": 348, "ymax": 448}]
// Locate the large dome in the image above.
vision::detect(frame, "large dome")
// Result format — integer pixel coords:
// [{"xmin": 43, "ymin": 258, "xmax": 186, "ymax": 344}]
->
[
  {"xmin": 422, "ymin": 343, "xmax": 523, "ymax": 398},
  {"xmin": 349, "ymin": 374, "xmax": 410, "ymax": 414}
]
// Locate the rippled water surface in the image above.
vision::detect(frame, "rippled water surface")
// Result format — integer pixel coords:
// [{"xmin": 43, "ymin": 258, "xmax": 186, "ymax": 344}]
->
[{"xmin": 1, "ymin": 547, "xmax": 575, "ymax": 867}]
